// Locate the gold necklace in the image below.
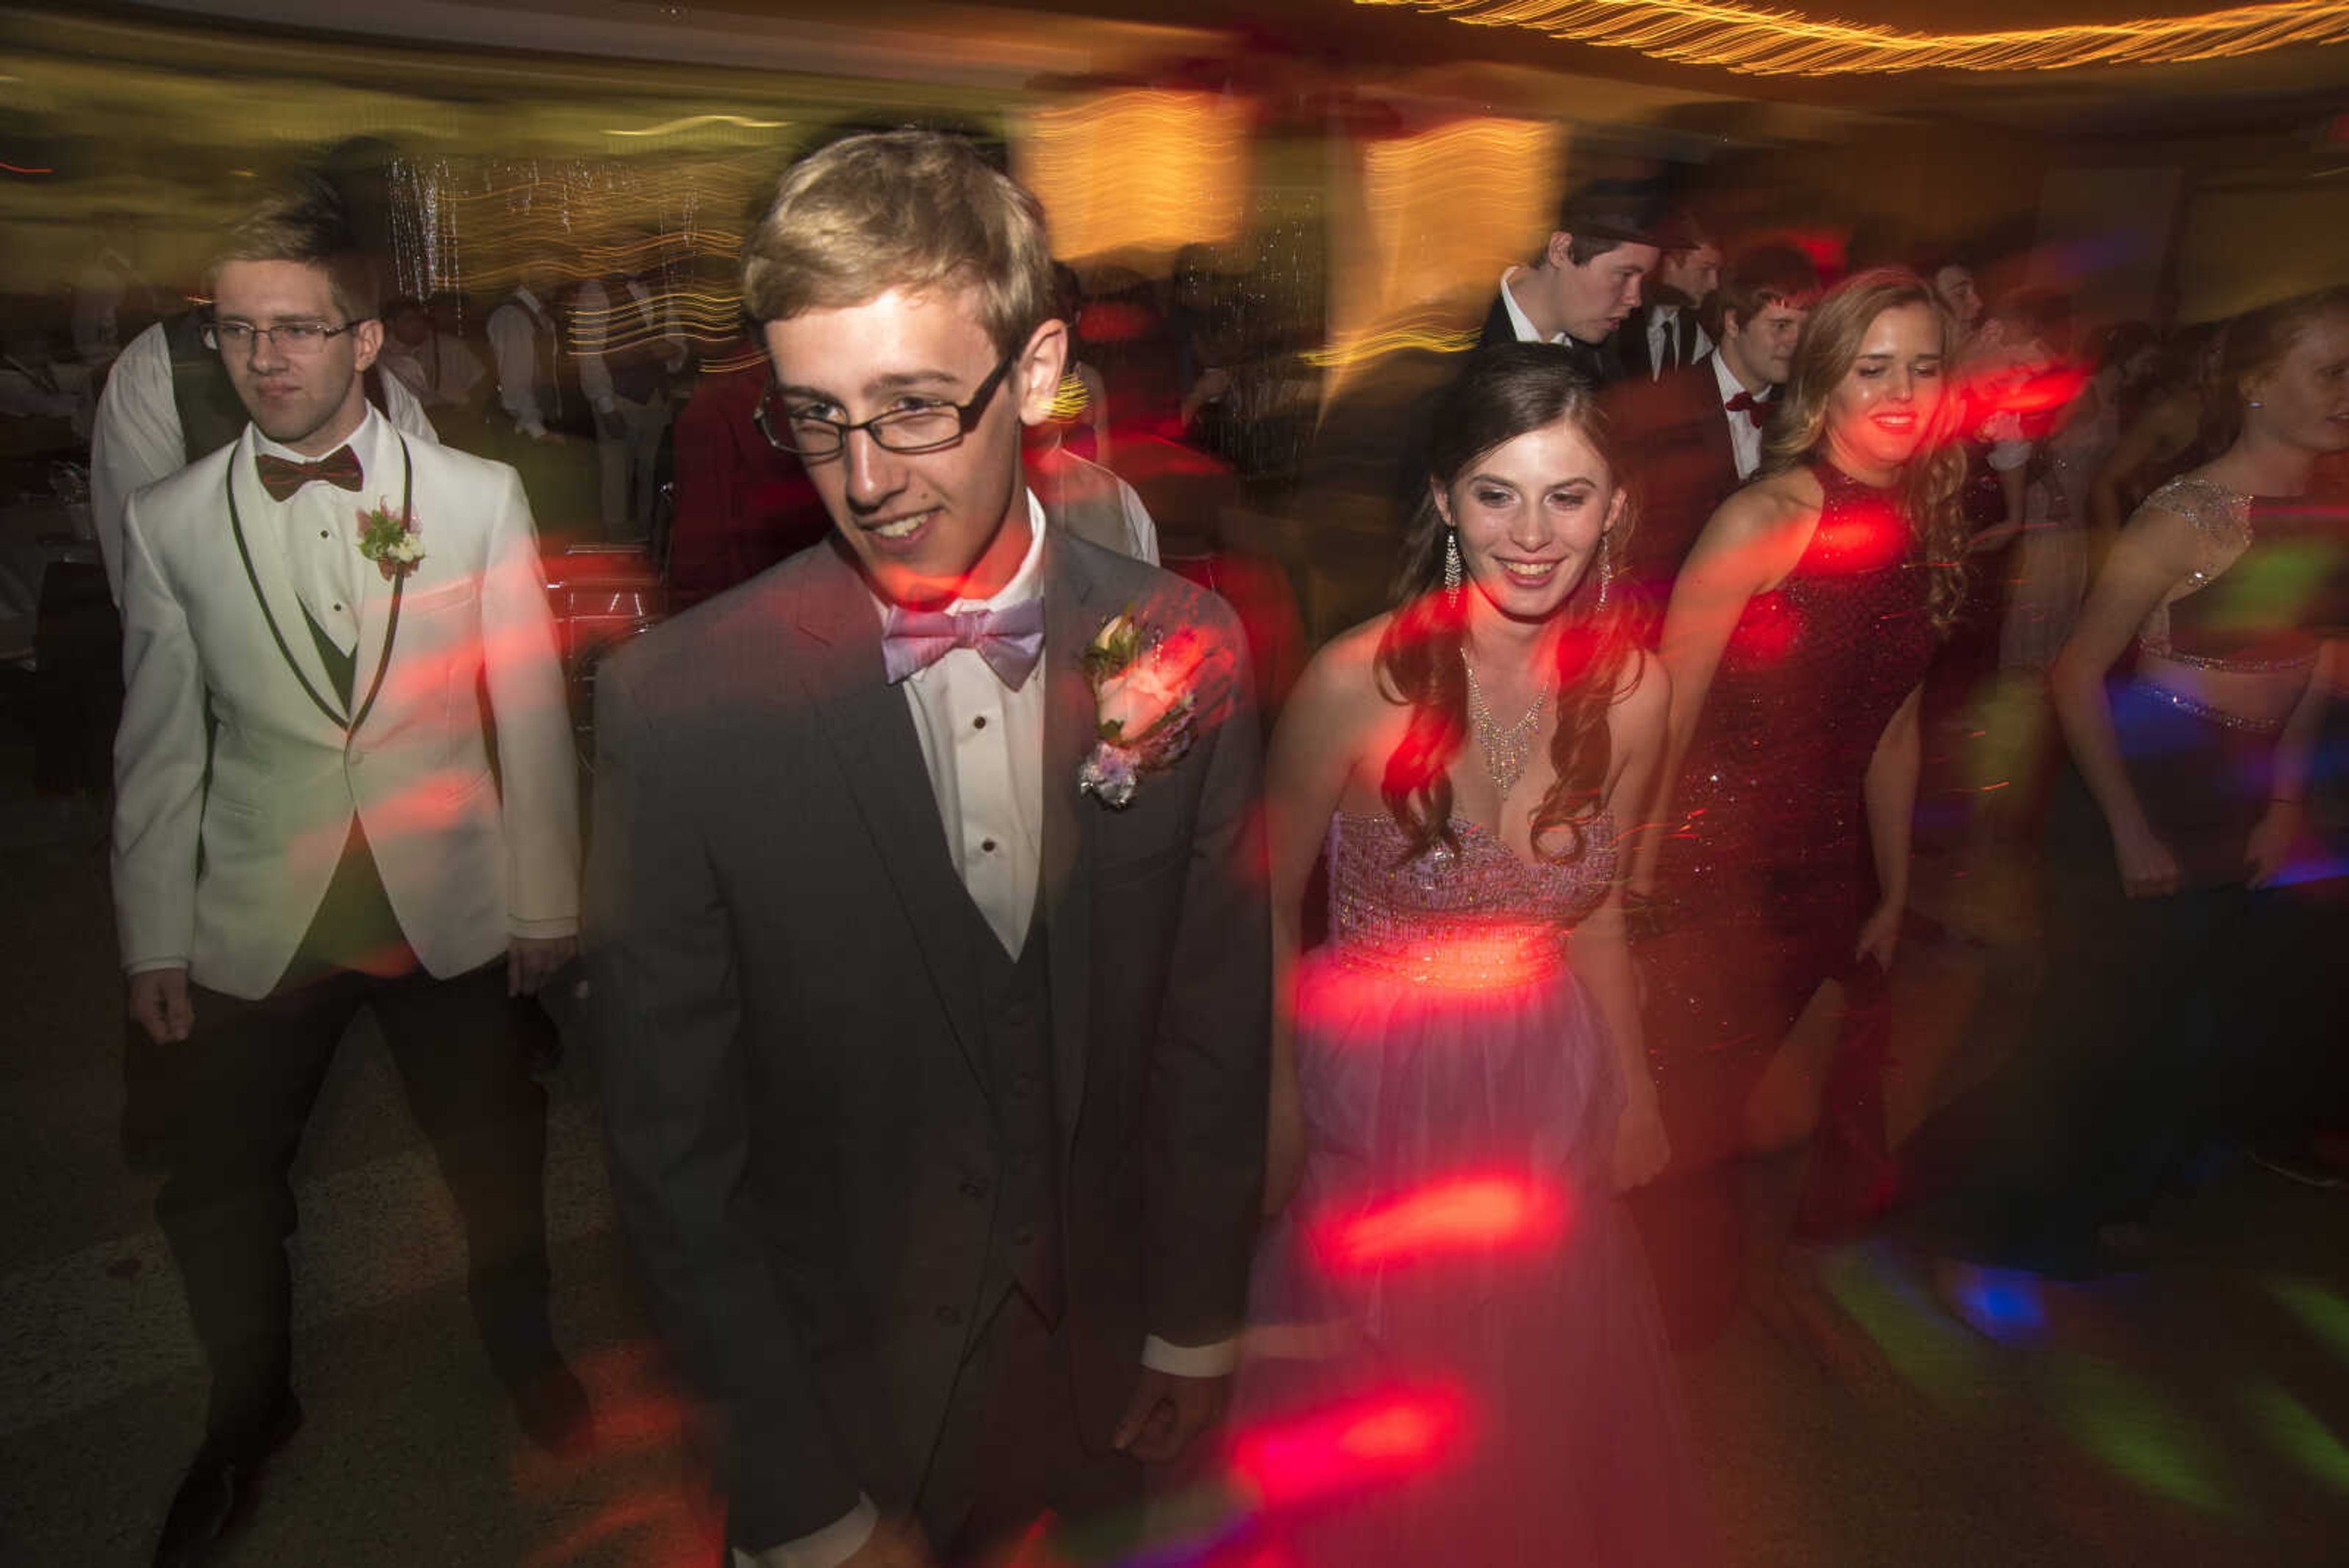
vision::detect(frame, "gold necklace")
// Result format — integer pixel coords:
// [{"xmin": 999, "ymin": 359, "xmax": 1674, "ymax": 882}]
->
[{"xmin": 1462, "ymin": 650, "xmax": 1548, "ymax": 800}]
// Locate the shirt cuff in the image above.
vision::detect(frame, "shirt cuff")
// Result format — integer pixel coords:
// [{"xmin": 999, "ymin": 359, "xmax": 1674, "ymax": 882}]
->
[
  {"xmin": 124, "ymin": 957, "xmax": 188, "ymax": 978},
  {"xmin": 731, "ymin": 1498, "xmax": 878, "ymax": 1568},
  {"xmin": 1143, "ymin": 1334, "xmax": 1239, "ymax": 1378},
  {"xmin": 508, "ymin": 916, "xmax": 580, "ymax": 940}
]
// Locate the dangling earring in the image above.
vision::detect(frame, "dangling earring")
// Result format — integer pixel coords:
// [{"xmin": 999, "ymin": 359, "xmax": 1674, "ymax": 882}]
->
[
  {"xmin": 2246, "ymin": 399, "xmax": 2265, "ymax": 409},
  {"xmin": 1443, "ymin": 527, "xmax": 1463, "ymax": 601},
  {"xmin": 1593, "ymin": 531, "xmax": 1613, "ymax": 612}
]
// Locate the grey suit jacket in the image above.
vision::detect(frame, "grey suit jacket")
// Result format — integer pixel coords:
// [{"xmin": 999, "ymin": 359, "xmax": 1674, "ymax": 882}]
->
[{"xmin": 585, "ymin": 522, "xmax": 1269, "ymax": 1551}]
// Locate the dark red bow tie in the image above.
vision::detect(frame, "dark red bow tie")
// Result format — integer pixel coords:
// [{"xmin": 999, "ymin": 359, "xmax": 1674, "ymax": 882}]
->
[
  {"xmin": 1724, "ymin": 390, "xmax": 1772, "ymax": 429},
  {"xmin": 255, "ymin": 446, "xmax": 363, "ymax": 502}
]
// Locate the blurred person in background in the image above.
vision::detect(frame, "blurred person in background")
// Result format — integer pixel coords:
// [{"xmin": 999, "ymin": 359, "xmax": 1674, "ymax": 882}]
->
[
  {"xmin": 1912, "ymin": 286, "xmax": 2349, "ymax": 1282},
  {"xmin": 1630, "ymin": 270, "xmax": 1965, "ymax": 1368},
  {"xmin": 1480, "ymin": 180, "xmax": 1665, "ymax": 390},
  {"xmin": 377, "ymin": 293, "xmax": 489, "ymax": 436},
  {"xmin": 2089, "ymin": 320, "xmax": 2227, "ymax": 543},
  {"xmin": 1044, "ymin": 261, "xmax": 1112, "ymax": 466},
  {"xmin": 662, "ymin": 322, "xmax": 830, "ymax": 610},
  {"xmin": 1249, "ymin": 343, "xmax": 1714, "ymax": 1567},
  {"xmin": 574, "ymin": 250, "xmax": 689, "ymax": 542},
  {"xmin": 1931, "ymin": 256, "xmax": 1986, "ymax": 353},
  {"xmin": 1610, "ymin": 242, "xmax": 1820, "ymax": 633},
  {"xmin": 112, "ymin": 185, "xmax": 588, "ymax": 1568},
  {"xmin": 1619, "ymin": 209, "xmax": 1721, "ymax": 383}
]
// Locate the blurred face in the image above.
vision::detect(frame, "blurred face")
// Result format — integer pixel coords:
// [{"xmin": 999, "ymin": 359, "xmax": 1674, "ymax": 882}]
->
[
  {"xmin": 762, "ymin": 285, "xmax": 1064, "ymax": 609},
  {"xmin": 1662, "ymin": 242, "xmax": 1722, "ymax": 302},
  {"xmin": 1433, "ymin": 414, "xmax": 1627, "ymax": 626},
  {"xmin": 1721, "ymin": 298, "xmax": 1809, "ymax": 392},
  {"xmin": 2247, "ymin": 310, "xmax": 2349, "ymax": 456},
  {"xmin": 1934, "ymin": 266, "xmax": 1983, "ymax": 329},
  {"xmin": 1824, "ymin": 302, "xmax": 1946, "ymax": 474},
  {"xmin": 1545, "ymin": 234, "xmax": 1659, "ymax": 346},
  {"xmin": 212, "ymin": 259, "xmax": 380, "ymax": 457},
  {"xmin": 390, "ymin": 306, "xmax": 429, "ymax": 347}
]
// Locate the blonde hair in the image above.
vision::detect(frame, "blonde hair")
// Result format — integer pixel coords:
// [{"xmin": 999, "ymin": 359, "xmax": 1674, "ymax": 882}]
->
[
  {"xmin": 208, "ymin": 180, "xmax": 379, "ymax": 322},
  {"xmin": 740, "ymin": 130, "xmax": 1054, "ymax": 358},
  {"xmin": 1761, "ymin": 267, "xmax": 1969, "ymax": 628}
]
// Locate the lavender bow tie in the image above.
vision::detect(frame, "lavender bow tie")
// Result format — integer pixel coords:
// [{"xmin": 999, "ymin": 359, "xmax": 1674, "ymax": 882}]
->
[{"xmin": 881, "ymin": 598, "xmax": 1046, "ymax": 688}]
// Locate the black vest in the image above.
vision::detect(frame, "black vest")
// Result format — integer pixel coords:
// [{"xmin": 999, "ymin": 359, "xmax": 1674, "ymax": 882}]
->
[{"xmin": 972, "ymin": 902, "xmax": 1064, "ymax": 1323}]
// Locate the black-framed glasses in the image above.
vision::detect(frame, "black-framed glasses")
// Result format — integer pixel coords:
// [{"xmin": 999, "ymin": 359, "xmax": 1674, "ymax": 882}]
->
[
  {"xmin": 202, "ymin": 318, "xmax": 367, "ymax": 356},
  {"xmin": 753, "ymin": 354, "xmax": 1015, "ymax": 459}
]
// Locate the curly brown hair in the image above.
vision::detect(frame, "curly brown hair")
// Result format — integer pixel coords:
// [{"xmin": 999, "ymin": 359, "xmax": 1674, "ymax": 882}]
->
[
  {"xmin": 1759, "ymin": 267, "xmax": 1970, "ymax": 629},
  {"xmin": 1375, "ymin": 343, "xmax": 1643, "ymax": 864}
]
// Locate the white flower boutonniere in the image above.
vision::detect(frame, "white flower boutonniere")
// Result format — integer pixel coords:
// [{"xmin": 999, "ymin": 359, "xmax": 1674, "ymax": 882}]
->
[
  {"xmin": 355, "ymin": 499, "xmax": 425, "ymax": 581},
  {"xmin": 1078, "ymin": 607, "xmax": 1219, "ymax": 808}
]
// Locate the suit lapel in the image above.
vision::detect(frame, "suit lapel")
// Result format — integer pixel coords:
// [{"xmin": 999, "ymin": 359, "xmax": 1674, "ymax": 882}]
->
[
  {"xmin": 225, "ymin": 429, "xmax": 349, "ymax": 730},
  {"xmin": 1037, "ymin": 528, "xmax": 1102, "ymax": 1148},
  {"xmin": 346, "ymin": 435, "xmax": 412, "ymax": 738},
  {"xmin": 796, "ymin": 544, "xmax": 990, "ymax": 1090}
]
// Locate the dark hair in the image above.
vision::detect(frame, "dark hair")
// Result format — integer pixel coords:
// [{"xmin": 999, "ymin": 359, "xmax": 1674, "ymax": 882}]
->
[
  {"xmin": 1715, "ymin": 242, "xmax": 1822, "ymax": 338},
  {"xmin": 208, "ymin": 180, "xmax": 380, "ymax": 322},
  {"xmin": 2087, "ymin": 319, "xmax": 2159, "ymax": 378},
  {"xmin": 1550, "ymin": 180, "xmax": 1668, "ymax": 268},
  {"xmin": 1759, "ymin": 267, "xmax": 1970, "ymax": 630},
  {"xmin": 1376, "ymin": 344, "xmax": 1643, "ymax": 864}
]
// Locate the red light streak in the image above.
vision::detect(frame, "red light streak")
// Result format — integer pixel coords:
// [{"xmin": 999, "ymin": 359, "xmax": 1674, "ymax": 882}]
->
[
  {"xmin": 1229, "ymin": 1384, "xmax": 1471, "ymax": 1509},
  {"xmin": 1319, "ymin": 1173, "xmax": 1567, "ymax": 1272}
]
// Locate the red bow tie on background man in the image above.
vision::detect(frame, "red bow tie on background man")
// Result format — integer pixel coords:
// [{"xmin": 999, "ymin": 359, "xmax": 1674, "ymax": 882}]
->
[
  {"xmin": 1723, "ymin": 390, "xmax": 1772, "ymax": 429},
  {"xmin": 255, "ymin": 446, "xmax": 364, "ymax": 502}
]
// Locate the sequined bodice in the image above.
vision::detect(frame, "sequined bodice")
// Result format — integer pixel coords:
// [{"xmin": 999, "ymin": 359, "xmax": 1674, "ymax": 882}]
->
[
  {"xmin": 1326, "ymin": 809, "xmax": 1617, "ymax": 988},
  {"xmin": 1666, "ymin": 460, "xmax": 1934, "ymax": 880},
  {"xmin": 2136, "ymin": 478, "xmax": 2349, "ymax": 673}
]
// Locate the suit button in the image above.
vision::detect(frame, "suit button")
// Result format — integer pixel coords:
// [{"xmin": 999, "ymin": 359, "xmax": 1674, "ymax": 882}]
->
[
  {"xmin": 935, "ymin": 1305, "xmax": 962, "ymax": 1327},
  {"xmin": 959, "ymin": 1177, "xmax": 989, "ymax": 1200}
]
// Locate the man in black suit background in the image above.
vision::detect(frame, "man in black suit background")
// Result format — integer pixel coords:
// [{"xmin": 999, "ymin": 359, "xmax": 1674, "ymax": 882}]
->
[
  {"xmin": 1619, "ymin": 210, "xmax": 1723, "ymax": 384},
  {"xmin": 587, "ymin": 130, "xmax": 1268, "ymax": 1568},
  {"xmin": 1477, "ymin": 181, "xmax": 1664, "ymax": 390},
  {"xmin": 1612, "ymin": 243, "xmax": 1820, "ymax": 630}
]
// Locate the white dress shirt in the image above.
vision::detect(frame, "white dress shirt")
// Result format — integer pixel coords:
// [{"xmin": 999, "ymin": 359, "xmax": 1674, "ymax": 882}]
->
[
  {"xmin": 90, "ymin": 320, "xmax": 439, "ymax": 607},
  {"xmin": 894, "ymin": 494, "xmax": 1050, "ymax": 959},
  {"xmin": 380, "ymin": 330, "xmax": 487, "ymax": 411},
  {"xmin": 1647, "ymin": 303, "xmax": 1714, "ymax": 381},
  {"xmin": 1715, "ymin": 351, "xmax": 1768, "ymax": 481},
  {"xmin": 574, "ymin": 277, "xmax": 688, "ymax": 414},
  {"xmin": 249, "ymin": 407, "xmax": 398, "ymax": 654}
]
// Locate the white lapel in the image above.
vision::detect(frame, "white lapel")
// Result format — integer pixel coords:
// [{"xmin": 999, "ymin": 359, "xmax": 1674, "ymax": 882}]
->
[
  {"xmin": 224, "ymin": 427, "xmax": 348, "ymax": 729},
  {"xmin": 347, "ymin": 424, "xmax": 409, "ymax": 737}
]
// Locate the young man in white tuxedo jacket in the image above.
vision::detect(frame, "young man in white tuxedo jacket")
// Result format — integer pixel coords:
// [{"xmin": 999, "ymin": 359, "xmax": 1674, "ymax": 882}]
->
[
  {"xmin": 111, "ymin": 190, "xmax": 587, "ymax": 1568},
  {"xmin": 586, "ymin": 131, "xmax": 1270, "ymax": 1568}
]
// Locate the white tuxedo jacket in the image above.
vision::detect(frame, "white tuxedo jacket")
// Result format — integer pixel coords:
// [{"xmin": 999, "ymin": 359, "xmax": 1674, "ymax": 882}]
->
[{"xmin": 114, "ymin": 422, "xmax": 579, "ymax": 999}]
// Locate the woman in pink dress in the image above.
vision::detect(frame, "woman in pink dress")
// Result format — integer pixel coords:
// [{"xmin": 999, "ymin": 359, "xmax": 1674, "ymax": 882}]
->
[{"xmin": 1238, "ymin": 344, "xmax": 1713, "ymax": 1567}]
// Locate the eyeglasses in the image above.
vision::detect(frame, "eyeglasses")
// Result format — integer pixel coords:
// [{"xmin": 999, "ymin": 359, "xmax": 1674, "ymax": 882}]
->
[
  {"xmin": 203, "ymin": 318, "xmax": 366, "ymax": 356},
  {"xmin": 753, "ymin": 354, "xmax": 1015, "ymax": 459}
]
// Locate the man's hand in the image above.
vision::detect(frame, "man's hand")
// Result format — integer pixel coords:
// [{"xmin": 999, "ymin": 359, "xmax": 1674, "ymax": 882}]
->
[
  {"xmin": 128, "ymin": 967, "xmax": 194, "ymax": 1044},
  {"xmin": 1111, "ymin": 1367, "xmax": 1229, "ymax": 1465},
  {"xmin": 509, "ymin": 935, "xmax": 578, "ymax": 997},
  {"xmin": 836, "ymin": 1518, "xmax": 935, "ymax": 1568}
]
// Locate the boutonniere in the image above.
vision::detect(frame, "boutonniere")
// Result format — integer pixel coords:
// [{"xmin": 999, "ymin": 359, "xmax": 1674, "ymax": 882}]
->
[
  {"xmin": 355, "ymin": 499, "xmax": 425, "ymax": 581},
  {"xmin": 1078, "ymin": 608, "xmax": 1215, "ymax": 809}
]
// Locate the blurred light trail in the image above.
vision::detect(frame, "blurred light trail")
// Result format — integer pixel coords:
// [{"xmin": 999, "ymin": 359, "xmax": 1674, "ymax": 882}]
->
[
  {"xmin": 2263, "ymin": 1274, "xmax": 2349, "ymax": 1365},
  {"xmin": 1020, "ymin": 91, "xmax": 1249, "ymax": 259},
  {"xmin": 2241, "ymin": 1381, "xmax": 2349, "ymax": 1494},
  {"xmin": 604, "ymin": 113, "xmax": 791, "ymax": 138},
  {"xmin": 1355, "ymin": 0, "xmax": 2349, "ymax": 78},
  {"xmin": 1228, "ymin": 1384, "xmax": 1471, "ymax": 1510},
  {"xmin": 1321, "ymin": 1173, "xmax": 1567, "ymax": 1271},
  {"xmin": 2050, "ymin": 1353, "xmax": 2233, "ymax": 1515}
]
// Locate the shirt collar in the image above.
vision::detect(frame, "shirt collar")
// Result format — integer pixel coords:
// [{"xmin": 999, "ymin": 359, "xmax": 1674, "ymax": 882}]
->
[
  {"xmin": 1497, "ymin": 267, "xmax": 1561, "ymax": 346},
  {"xmin": 1713, "ymin": 351, "xmax": 1763, "ymax": 405},
  {"xmin": 251, "ymin": 401, "xmax": 386, "ymax": 477},
  {"xmin": 870, "ymin": 489, "xmax": 1049, "ymax": 622}
]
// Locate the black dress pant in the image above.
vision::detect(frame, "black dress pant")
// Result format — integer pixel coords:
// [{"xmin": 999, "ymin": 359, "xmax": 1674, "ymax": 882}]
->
[{"xmin": 149, "ymin": 958, "xmax": 554, "ymax": 1441}]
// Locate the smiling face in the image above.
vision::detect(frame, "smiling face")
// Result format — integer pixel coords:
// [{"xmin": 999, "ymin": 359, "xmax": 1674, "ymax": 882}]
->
[
  {"xmin": 1434, "ymin": 414, "xmax": 1627, "ymax": 627},
  {"xmin": 1822, "ymin": 301, "xmax": 1946, "ymax": 475},
  {"xmin": 2244, "ymin": 308, "xmax": 2349, "ymax": 458},
  {"xmin": 213, "ymin": 258, "xmax": 380, "ymax": 456},
  {"xmin": 761, "ymin": 285, "xmax": 1064, "ymax": 609},
  {"xmin": 1543, "ymin": 234, "xmax": 1660, "ymax": 346}
]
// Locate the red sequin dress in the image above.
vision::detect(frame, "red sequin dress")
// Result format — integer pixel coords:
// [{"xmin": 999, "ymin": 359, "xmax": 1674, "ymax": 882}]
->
[{"xmin": 1641, "ymin": 459, "xmax": 1935, "ymax": 1181}]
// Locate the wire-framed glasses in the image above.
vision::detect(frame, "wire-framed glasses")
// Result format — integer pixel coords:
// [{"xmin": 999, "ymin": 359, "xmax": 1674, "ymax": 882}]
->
[
  {"xmin": 203, "ymin": 318, "xmax": 367, "ymax": 356},
  {"xmin": 753, "ymin": 353, "xmax": 1015, "ymax": 458}
]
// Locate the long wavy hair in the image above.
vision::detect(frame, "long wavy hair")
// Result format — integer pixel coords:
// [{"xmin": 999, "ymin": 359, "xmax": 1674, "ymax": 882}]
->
[
  {"xmin": 1759, "ymin": 267, "xmax": 1970, "ymax": 629},
  {"xmin": 1375, "ymin": 344, "xmax": 1642, "ymax": 864}
]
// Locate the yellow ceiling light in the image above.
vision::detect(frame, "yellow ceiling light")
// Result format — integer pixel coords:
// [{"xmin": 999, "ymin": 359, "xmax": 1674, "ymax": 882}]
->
[{"xmin": 1353, "ymin": 0, "xmax": 2349, "ymax": 76}]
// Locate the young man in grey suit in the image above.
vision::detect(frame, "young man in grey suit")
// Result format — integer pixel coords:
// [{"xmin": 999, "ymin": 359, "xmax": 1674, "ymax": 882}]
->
[{"xmin": 586, "ymin": 131, "xmax": 1270, "ymax": 1568}]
